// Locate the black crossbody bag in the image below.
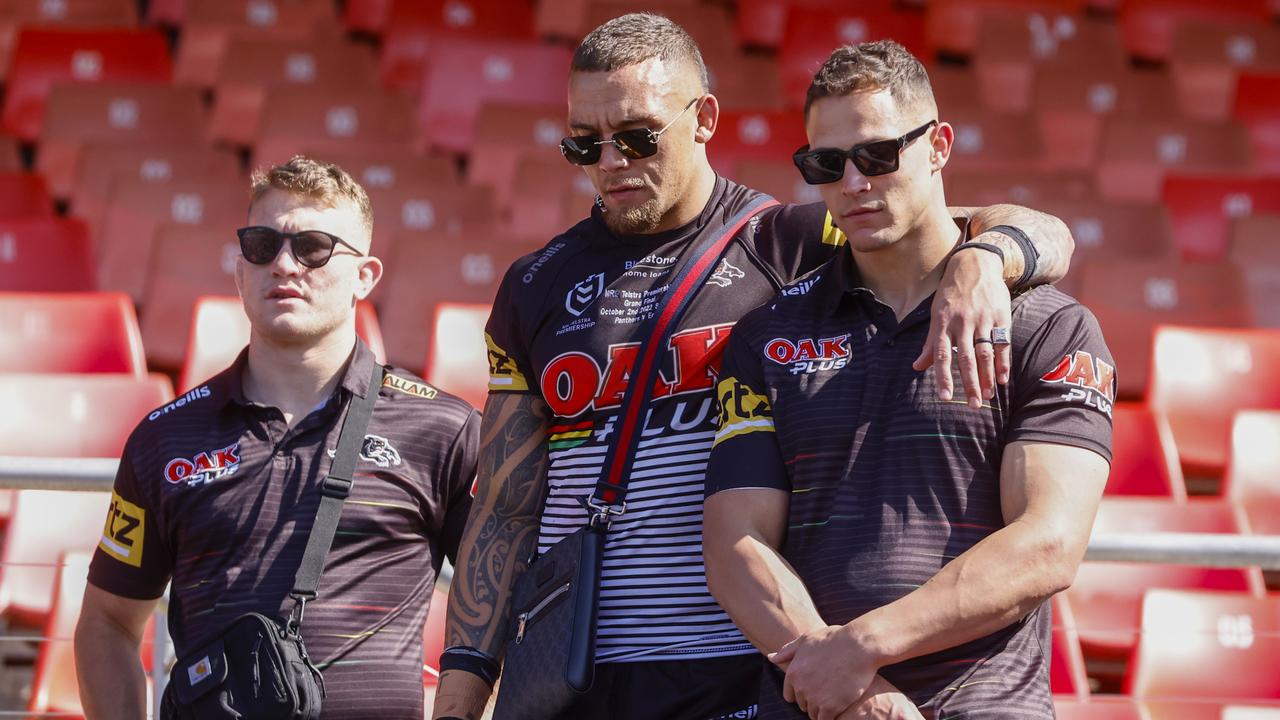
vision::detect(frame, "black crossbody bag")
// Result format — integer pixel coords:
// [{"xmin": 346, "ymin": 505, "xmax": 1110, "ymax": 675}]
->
[
  {"xmin": 161, "ymin": 363, "xmax": 385, "ymax": 720},
  {"xmin": 493, "ymin": 197, "xmax": 779, "ymax": 720}
]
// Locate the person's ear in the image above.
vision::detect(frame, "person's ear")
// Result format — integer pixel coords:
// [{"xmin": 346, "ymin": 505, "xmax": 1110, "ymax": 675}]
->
[
  {"xmin": 354, "ymin": 255, "xmax": 383, "ymax": 301},
  {"xmin": 929, "ymin": 121, "xmax": 954, "ymax": 171},
  {"xmin": 694, "ymin": 93, "xmax": 719, "ymax": 144}
]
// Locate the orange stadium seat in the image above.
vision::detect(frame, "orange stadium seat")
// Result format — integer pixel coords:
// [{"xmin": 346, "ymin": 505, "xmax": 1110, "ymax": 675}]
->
[
  {"xmin": 1119, "ymin": 0, "xmax": 1271, "ymax": 63},
  {"xmin": 1, "ymin": 28, "xmax": 170, "ymax": 141},
  {"xmin": 424, "ymin": 301, "xmax": 491, "ymax": 409},
  {"xmin": 1124, "ymin": 590, "xmax": 1280, "ymax": 704},
  {"xmin": 1170, "ymin": 22, "xmax": 1280, "ymax": 123},
  {"xmin": 210, "ymin": 36, "xmax": 378, "ymax": 147},
  {"xmin": 37, "ymin": 83, "xmax": 207, "ymax": 200},
  {"xmin": 1162, "ymin": 175, "xmax": 1280, "ymax": 262},
  {"xmin": 97, "ymin": 179, "xmax": 247, "ymax": 303},
  {"xmin": 1077, "ymin": 259, "xmax": 1252, "ymax": 399},
  {"xmin": 0, "ymin": 0, "xmax": 138, "ymax": 83},
  {"xmin": 173, "ymin": 0, "xmax": 341, "ymax": 87},
  {"xmin": 1223, "ymin": 411, "xmax": 1280, "ymax": 537},
  {"xmin": 253, "ymin": 87, "xmax": 417, "ymax": 169},
  {"xmin": 468, "ymin": 103, "xmax": 566, "ymax": 210},
  {"xmin": 1032, "ymin": 199, "xmax": 1173, "ymax": 297},
  {"xmin": 1148, "ymin": 326, "xmax": 1280, "ymax": 477},
  {"xmin": 1234, "ymin": 73, "xmax": 1280, "ymax": 173},
  {"xmin": 0, "ymin": 218, "xmax": 95, "ymax": 293},
  {"xmin": 778, "ymin": 4, "xmax": 929, "ymax": 107},
  {"xmin": 1066, "ymin": 498, "xmax": 1265, "ymax": 661},
  {"xmin": 1107, "ymin": 403, "xmax": 1187, "ymax": 500},
  {"xmin": 139, "ymin": 224, "xmax": 240, "ymax": 370},
  {"xmin": 1053, "ymin": 697, "xmax": 1144, "ymax": 719},
  {"xmin": 945, "ymin": 170, "xmax": 1097, "ymax": 210},
  {"xmin": 708, "ymin": 110, "xmax": 808, "ymax": 179},
  {"xmin": 379, "ymin": 0, "xmax": 535, "ymax": 92},
  {"xmin": 1051, "ymin": 594, "xmax": 1090, "ymax": 700},
  {"xmin": 1095, "ymin": 118, "xmax": 1254, "ymax": 203},
  {"xmin": 0, "ymin": 491, "xmax": 110, "ymax": 626},
  {"xmin": 1230, "ymin": 214, "xmax": 1280, "ymax": 328},
  {"xmin": 0, "ymin": 172, "xmax": 53, "ymax": 218},
  {"xmin": 0, "ymin": 372, "xmax": 172, "ymax": 456},
  {"xmin": 0, "ymin": 292, "xmax": 146, "ymax": 375},
  {"xmin": 925, "ymin": 0, "xmax": 1086, "ymax": 58},
  {"xmin": 418, "ymin": 37, "xmax": 572, "ymax": 154}
]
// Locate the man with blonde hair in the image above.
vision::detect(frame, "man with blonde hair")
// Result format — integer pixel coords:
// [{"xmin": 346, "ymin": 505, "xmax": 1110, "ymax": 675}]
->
[{"xmin": 76, "ymin": 156, "xmax": 480, "ymax": 719}]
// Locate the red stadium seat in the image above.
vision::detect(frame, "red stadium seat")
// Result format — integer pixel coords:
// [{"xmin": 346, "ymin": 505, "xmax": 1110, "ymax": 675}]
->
[
  {"xmin": 468, "ymin": 102, "xmax": 566, "ymax": 210},
  {"xmin": 139, "ymin": 224, "xmax": 240, "ymax": 370},
  {"xmin": 1096, "ymin": 118, "xmax": 1253, "ymax": 203},
  {"xmin": 708, "ymin": 110, "xmax": 808, "ymax": 179},
  {"xmin": 343, "ymin": 0, "xmax": 393, "ymax": 34},
  {"xmin": 506, "ymin": 156, "xmax": 594, "ymax": 241},
  {"xmin": 173, "ymin": 0, "xmax": 341, "ymax": 87},
  {"xmin": 379, "ymin": 0, "xmax": 535, "ymax": 92},
  {"xmin": 1170, "ymin": 23, "xmax": 1280, "ymax": 123},
  {"xmin": 0, "ymin": 292, "xmax": 146, "ymax": 375},
  {"xmin": 1078, "ymin": 260, "xmax": 1252, "ymax": 399},
  {"xmin": 298, "ymin": 150, "xmax": 458, "ymax": 194},
  {"xmin": 735, "ymin": 0, "xmax": 850, "ymax": 50},
  {"xmin": 734, "ymin": 160, "xmax": 826, "ymax": 207},
  {"xmin": 0, "ymin": 491, "xmax": 109, "ymax": 626},
  {"xmin": 0, "ymin": 372, "xmax": 173, "ymax": 456},
  {"xmin": 38, "ymin": 83, "xmax": 207, "ymax": 199},
  {"xmin": 942, "ymin": 109, "xmax": 1046, "ymax": 174},
  {"xmin": 424, "ymin": 301, "xmax": 491, "ymax": 409},
  {"xmin": 1051, "ymin": 594, "xmax": 1090, "ymax": 700},
  {"xmin": 418, "ymin": 37, "xmax": 571, "ymax": 154},
  {"xmin": 1229, "ymin": 214, "xmax": 1280, "ymax": 328},
  {"xmin": 1032, "ymin": 199, "xmax": 1174, "ymax": 297},
  {"xmin": 0, "ymin": 0, "xmax": 138, "ymax": 83},
  {"xmin": 925, "ymin": 0, "xmax": 1086, "ymax": 58},
  {"xmin": 1149, "ymin": 326, "xmax": 1280, "ymax": 476},
  {"xmin": 0, "ymin": 218, "xmax": 95, "ymax": 292},
  {"xmin": 363, "ymin": 182, "xmax": 496, "ymax": 270},
  {"xmin": 945, "ymin": 170, "xmax": 1097, "ymax": 210},
  {"xmin": 2, "ymin": 28, "xmax": 170, "ymax": 141},
  {"xmin": 1119, "ymin": 0, "xmax": 1271, "ymax": 63},
  {"xmin": 253, "ymin": 88, "xmax": 417, "ymax": 169},
  {"xmin": 0, "ymin": 172, "xmax": 53, "ymax": 218},
  {"xmin": 1234, "ymin": 73, "xmax": 1280, "ymax": 173},
  {"xmin": 705, "ymin": 50, "xmax": 784, "ymax": 113},
  {"xmin": 0, "ymin": 135, "xmax": 18, "ymax": 171},
  {"xmin": 1067, "ymin": 498, "xmax": 1265, "ymax": 661},
  {"xmin": 1124, "ymin": 590, "xmax": 1280, "ymax": 702},
  {"xmin": 1053, "ymin": 697, "xmax": 1145, "ymax": 719},
  {"xmin": 1162, "ymin": 175, "xmax": 1280, "ymax": 263},
  {"xmin": 210, "ymin": 37, "xmax": 378, "ymax": 147},
  {"xmin": 1108, "ymin": 403, "xmax": 1187, "ymax": 500},
  {"xmin": 1223, "ymin": 411, "xmax": 1280, "ymax": 537}
]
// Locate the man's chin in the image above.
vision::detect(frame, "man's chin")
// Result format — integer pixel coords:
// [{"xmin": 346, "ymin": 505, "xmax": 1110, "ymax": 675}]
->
[{"xmin": 601, "ymin": 200, "xmax": 665, "ymax": 235}]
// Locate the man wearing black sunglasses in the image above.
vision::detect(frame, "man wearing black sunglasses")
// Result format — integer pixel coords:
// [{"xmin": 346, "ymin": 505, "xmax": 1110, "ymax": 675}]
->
[
  {"xmin": 434, "ymin": 13, "xmax": 1079, "ymax": 720},
  {"xmin": 704, "ymin": 41, "xmax": 1112, "ymax": 720},
  {"xmin": 77, "ymin": 156, "xmax": 480, "ymax": 720}
]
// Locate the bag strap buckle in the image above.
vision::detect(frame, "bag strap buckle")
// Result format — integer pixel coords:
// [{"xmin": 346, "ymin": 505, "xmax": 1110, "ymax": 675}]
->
[
  {"xmin": 321, "ymin": 475, "xmax": 353, "ymax": 499},
  {"xmin": 288, "ymin": 594, "xmax": 311, "ymax": 633},
  {"xmin": 580, "ymin": 496, "xmax": 625, "ymax": 531}
]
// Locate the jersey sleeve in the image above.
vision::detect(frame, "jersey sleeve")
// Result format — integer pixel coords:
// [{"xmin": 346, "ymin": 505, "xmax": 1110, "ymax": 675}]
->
[
  {"xmin": 485, "ymin": 261, "xmax": 536, "ymax": 395},
  {"xmin": 705, "ymin": 318, "xmax": 790, "ymax": 496},
  {"xmin": 752, "ymin": 201, "xmax": 845, "ymax": 286},
  {"xmin": 87, "ymin": 444, "xmax": 173, "ymax": 600},
  {"xmin": 438, "ymin": 409, "xmax": 481, "ymax": 564},
  {"xmin": 1007, "ymin": 302, "xmax": 1116, "ymax": 463}
]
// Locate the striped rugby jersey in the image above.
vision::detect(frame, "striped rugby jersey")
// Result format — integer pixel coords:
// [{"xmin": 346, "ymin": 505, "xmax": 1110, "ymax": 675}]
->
[{"xmin": 485, "ymin": 176, "xmax": 845, "ymax": 661}]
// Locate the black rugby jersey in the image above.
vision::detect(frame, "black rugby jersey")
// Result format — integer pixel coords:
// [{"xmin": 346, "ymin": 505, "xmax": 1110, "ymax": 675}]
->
[
  {"xmin": 89, "ymin": 340, "xmax": 480, "ymax": 719},
  {"xmin": 485, "ymin": 176, "xmax": 845, "ymax": 661},
  {"xmin": 705, "ymin": 247, "xmax": 1114, "ymax": 719}
]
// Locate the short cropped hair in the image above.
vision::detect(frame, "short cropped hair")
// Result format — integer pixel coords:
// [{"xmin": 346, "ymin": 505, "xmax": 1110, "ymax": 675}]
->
[
  {"xmin": 250, "ymin": 155, "xmax": 373, "ymax": 236},
  {"xmin": 805, "ymin": 40, "xmax": 936, "ymax": 120},
  {"xmin": 572, "ymin": 12, "xmax": 709, "ymax": 92}
]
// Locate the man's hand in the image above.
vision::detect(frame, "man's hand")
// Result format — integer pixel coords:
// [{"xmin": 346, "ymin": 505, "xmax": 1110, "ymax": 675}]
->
[
  {"xmin": 913, "ymin": 247, "xmax": 1010, "ymax": 408},
  {"xmin": 837, "ymin": 676, "xmax": 925, "ymax": 720},
  {"xmin": 770, "ymin": 624, "xmax": 881, "ymax": 720}
]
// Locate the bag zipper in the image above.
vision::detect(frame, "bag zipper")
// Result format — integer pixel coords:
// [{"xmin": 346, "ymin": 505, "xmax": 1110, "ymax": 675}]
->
[{"xmin": 514, "ymin": 582, "xmax": 570, "ymax": 644}]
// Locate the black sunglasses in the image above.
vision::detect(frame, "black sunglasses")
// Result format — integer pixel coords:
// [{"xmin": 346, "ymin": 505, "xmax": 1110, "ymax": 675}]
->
[
  {"xmin": 236, "ymin": 226, "xmax": 364, "ymax": 269},
  {"xmin": 792, "ymin": 120, "xmax": 938, "ymax": 185},
  {"xmin": 560, "ymin": 97, "xmax": 700, "ymax": 166}
]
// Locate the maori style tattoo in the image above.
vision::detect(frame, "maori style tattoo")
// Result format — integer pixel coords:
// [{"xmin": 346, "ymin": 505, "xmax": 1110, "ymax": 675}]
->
[{"xmin": 954, "ymin": 204, "xmax": 1075, "ymax": 289}]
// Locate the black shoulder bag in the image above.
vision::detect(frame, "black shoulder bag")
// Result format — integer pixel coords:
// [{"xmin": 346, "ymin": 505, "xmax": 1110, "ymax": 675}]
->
[
  {"xmin": 493, "ymin": 196, "xmax": 779, "ymax": 720},
  {"xmin": 161, "ymin": 363, "xmax": 385, "ymax": 720}
]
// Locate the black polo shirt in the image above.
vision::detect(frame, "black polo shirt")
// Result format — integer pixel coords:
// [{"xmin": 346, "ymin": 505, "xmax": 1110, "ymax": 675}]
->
[
  {"xmin": 705, "ymin": 246, "xmax": 1114, "ymax": 719},
  {"xmin": 88, "ymin": 340, "xmax": 480, "ymax": 719}
]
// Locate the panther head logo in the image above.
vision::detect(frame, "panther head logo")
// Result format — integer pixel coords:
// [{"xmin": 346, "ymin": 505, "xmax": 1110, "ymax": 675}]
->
[
  {"xmin": 360, "ymin": 435, "xmax": 402, "ymax": 468},
  {"xmin": 708, "ymin": 259, "xmax": 746, "ymax": 288}
]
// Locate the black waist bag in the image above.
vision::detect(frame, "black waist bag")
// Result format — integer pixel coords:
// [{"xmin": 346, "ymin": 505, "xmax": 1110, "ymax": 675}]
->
[{"xmin": 161, "ymin": 613, "xmax": 324, "ymax": 720}]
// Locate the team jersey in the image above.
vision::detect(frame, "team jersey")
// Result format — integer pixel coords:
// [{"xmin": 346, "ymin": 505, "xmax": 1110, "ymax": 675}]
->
[
  {"xmin": 485, "ymin": 176, "xmax": 844, "ymax": 661},
  {"xmin": 88, "ymin": 341, "xmax": 480, "ymax": 719},
  {"xmin": 705, "ymin": 246, "xmax": 1115, "ymax": 718}
]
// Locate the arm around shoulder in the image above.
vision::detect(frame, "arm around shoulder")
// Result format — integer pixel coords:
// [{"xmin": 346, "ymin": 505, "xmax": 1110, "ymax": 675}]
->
[{"xmin": 955, "ymin": 204, "xmax": 1075, "ymax": 288}]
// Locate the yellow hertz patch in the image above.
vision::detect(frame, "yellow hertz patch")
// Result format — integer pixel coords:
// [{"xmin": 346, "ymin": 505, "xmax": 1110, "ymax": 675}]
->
[
  {"xmin": 713, "ymin": 376, "xmax": 775, "ymax": 447},
  {"xmin": 100, "ymin": 491, "xmax": 145, "ymax": 568},
  {"xmin": 821, "ymin": 211, "xmax": 848, "ymax": 247},
  {"xmin": 486, "ymin": 332, "xmax": 529, "ymax": 392},
  {"xmin": 382, "ymin": 373, "xmax": 438, "ymax": 399}
]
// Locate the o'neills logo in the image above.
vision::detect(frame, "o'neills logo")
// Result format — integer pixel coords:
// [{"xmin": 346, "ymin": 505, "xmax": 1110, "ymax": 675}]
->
[
  {"xmin": 1040, "ymin": 350, "xmax": 1116, "ymax": 415},
  {"xmin": 164, "ymin": 443, "xmax": 241, "ymax": 486},
  {"xmin": 764, "ymin": 334, "xmax": 851, "ymax": 375},
  {"xmin": 539, "ymin": 323, "xmax": 734, "ymax": 417},
  {"xmin": 522, "ymin": 242, "xmax": 566, "ymax": 284},
  {"xmin": 148, "ymin": 386, "xmax": 212, "ymax": 421}
]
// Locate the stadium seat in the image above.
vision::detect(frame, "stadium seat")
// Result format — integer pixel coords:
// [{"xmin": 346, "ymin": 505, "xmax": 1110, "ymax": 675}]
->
[
  {"xmin": 1067, "ymin": 498, "xmax": 1265, "ymax": 661},
  {"xmin": 0, "ymin": 372, "xmax": 173, "ymax": 456},
  {"xmin": 180, "ymin": 296, "xmax": 386, "ymax": 392},
  {"xmin": 704, "ymin": 50, "xmax": 784, "ymax": 113},
  {"xmin": 1078, "ymin": 260, "xmax": 1252, "ymax": 399},
  {"xmin": 735, "ymin": 0, "xmax": 853, "ymax": 50},
  {"xmin": 0, "ymin": 491, "xmax": 110, "ymax": 625},
  {"xmin": 708, "ymin": 110, "xmax": 808, "ymax": 179},
  {"xmin": 1051, "ymin": 594, "xmax": 1090, "ymax": 700},
  {"xmin": 1052, "ymin": 697, "xmax": 1145, "ymax": 719},
  {"xmin": 173, "ymin": 0, "xmax": 342, "ymax": 87},
  {"xmin": 0, "ymin": 0, "xmax": 138, "ymax": 83},
  {"xmin": 424, "ymin": 302, "xmax": 491, "ymax": 409},
  {"xmin": 253, "ymin": 87, "xmax": 417, "ymax": 169},
  {"xmin": 504, "ymin": 156, "xmax": 594, "ymax": 241},
  {"xmin": 1124, "ymin": 589, "xmax": 1280, "ymax": 702},
  {"xmin": 0, "ymin": 218, "xmax": 95, "ymax": 292},
  {"xmin": 1118, "ymin": 0, "xmax": 1272, "ymax": 63},
  {"xmin": 299, "ymin": 150, "xmax": 458, "ymax": 194},
  {"xmin": 379, "ymin": 0, "xmax": 535, "ymax": 92},
  {"xmin": 1170, "ymin": 22, "xmax": 1280, "ymax": 123},
  {"xmin": 363, "ymin": 182, "xmax": 497, "ymax": 268},
  {"xmin": 37, "ymin": 83, "xmax": 207, "ymax": 199},
  {"xmin": 1229, "ymin": 214, "xmax": 1280, "ymax": 328},
  {"xmin": 1107, "ymin": 403, "xmax": 1187, "ymax": 500},
  {"xmin": 343, "ymin": 0, "xmax": 393, "ymax": 34},
  {"xmin": 0, "ymin": 172, "xmax": 53, "ymax": 218},
  {"xmin": 1223, "ymin": 411, "xmax": 1280, "ymax": 537},
  {"xmin": 417, "ymin": 37, "xmax": 571, "ymax": 153},
  {"xmin": 0, "ymin": 292, "xmax": 146, "ymax": 375},
  {"xmin": 0, "ymin": 135, "xmax": 18, "ymax": 171},
  {"xmin": 1032, "ymin": 199, "xmax": 1174, "ymax": 297},
  {"xmin": 1096, "ymin": 118, "xmax": 1254, "ymax": 203},
  {"xmin": 1149, "ymin": 326, "xmax": 1280, "ymax": 476},
  {"xmin": 209, "ymin": 36, "xmax": 378, "ymax": 147},
  {"xmin": 945, "ymin": 170, "xmax": 1097, "ymax": 210},
  {"xmin": 1162, "ymin": 175, "xmax": 1280, "ymax": 263},
  {"xmin": 941, "ymin": 109, "xmax": 1046, "ymax": 174},
  {"xmin": 925, "ymin": 0, "xmax": 1086, "ymax": 58},
  {"xmin": 1234, "ymin": 73, "xmax": 1280, "ymax": 173},
  {"xmin": 96, "ymin": 179, "xmax": 248, "ymax": 303},
  {"xmin": 468, "ymin": 102, "xmax": 565, "ymax": 210},
  {"xmin": 733, "ymin": 160, "xmax": 826, "ymax": 207},
  {"xmin": 2, "ymin": 28, "xmax": 170, "ymax": 141},
  {"xmin": 139, "ymin": 224, "xmax": 240, "ymax": 370}
]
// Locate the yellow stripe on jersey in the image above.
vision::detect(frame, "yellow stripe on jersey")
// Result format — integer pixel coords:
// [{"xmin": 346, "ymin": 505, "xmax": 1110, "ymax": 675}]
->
[
  {"xmin": 821, "ymin": 211, "xmax": 847, "ymax": 247},
  {"xmin": 486, "ymin": 332, "xmax": 529, "ymax": 392},
  {"xmin": 714, "ymin": 376, "xmax": 775, "ymax": 447},
  {"xmin": 100, "ymin": 491, "xmax": 145, "ymax": 568}
]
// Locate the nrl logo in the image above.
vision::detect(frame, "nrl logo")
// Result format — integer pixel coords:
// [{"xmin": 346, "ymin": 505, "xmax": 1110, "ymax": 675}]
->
[
  {"xmin": 565, "ymin": 272, "xmax": 605, "ymax": 317},
  {"xmin": 360, "ymin": 434, "xmax": 402, "ymax": 468},
  {"xmin": 707, "ymin": 259, "xmax": 745, "ymax": 288}
]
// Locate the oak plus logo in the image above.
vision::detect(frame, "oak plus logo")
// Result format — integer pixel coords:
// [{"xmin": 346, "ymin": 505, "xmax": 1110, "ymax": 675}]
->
[
  {"xmin": 1040, "ymin": 350, "xmax": 1116, "ymax": 415},
  {"xmin": 565, "ymin": 272, "xmax": 605, "ymax": 317},
  {"xmin": 765, "ymin": 334, "xmax": 851, "ymax": 375},
  {"xmin": 164, "ymin": 443, "xmax": 241, "ymax": 487}
]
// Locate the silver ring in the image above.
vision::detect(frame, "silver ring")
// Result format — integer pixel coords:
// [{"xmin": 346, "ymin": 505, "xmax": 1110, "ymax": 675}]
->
[{"xmin": 990, "ymin": 326, "xmax": 1012, "ymax": 345}]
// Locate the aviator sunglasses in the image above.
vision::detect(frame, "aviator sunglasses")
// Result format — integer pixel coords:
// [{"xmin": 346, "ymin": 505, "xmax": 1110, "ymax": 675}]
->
[
  {"xmin": 237, "ymin": 226, "xmax": 365, "ymax": 269},
  {"xmin": 560, "ymin": 97, "xmax": 701, "ymax": 166},
  {"xmin": 792, "ymin": 120, "xmax": 938, "ymax": 185}
]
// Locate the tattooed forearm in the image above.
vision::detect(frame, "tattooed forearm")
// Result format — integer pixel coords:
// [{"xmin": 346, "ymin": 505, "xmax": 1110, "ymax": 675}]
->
[{"xmin": 951, "ymin": 204, "xmax": 1075, "ymax": 289}]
